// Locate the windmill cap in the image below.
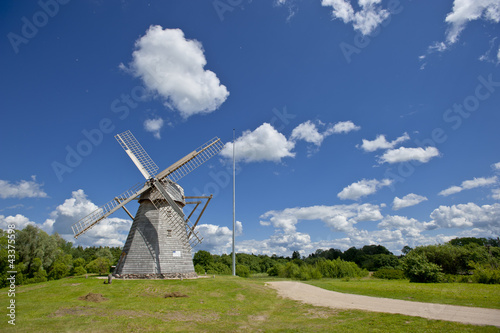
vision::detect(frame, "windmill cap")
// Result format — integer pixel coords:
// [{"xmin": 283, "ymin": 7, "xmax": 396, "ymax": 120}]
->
[{"xmin": 139, "ymin": 180, "xmax": 185, "ymax": 206}]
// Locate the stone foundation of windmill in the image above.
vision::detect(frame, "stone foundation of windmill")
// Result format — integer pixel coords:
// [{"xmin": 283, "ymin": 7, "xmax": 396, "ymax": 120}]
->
[{"xmin": 113, "ymin": 183, "xmax": 198, "ymax": 279}]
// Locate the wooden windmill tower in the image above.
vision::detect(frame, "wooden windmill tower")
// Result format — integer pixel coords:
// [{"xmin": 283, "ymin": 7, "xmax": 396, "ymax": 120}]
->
[{"xmin": 71, "ymin": 130, "xmax": 224, "ymax": 278}]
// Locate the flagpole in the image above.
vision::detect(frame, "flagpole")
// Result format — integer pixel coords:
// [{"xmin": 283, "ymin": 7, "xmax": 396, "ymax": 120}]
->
[{"xmin": 232, "ymin": 129, "xmax": 236, "ymax": 276}]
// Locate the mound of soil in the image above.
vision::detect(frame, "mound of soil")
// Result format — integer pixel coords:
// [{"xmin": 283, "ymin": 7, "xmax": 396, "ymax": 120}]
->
[
  {"xmin": 164, "ymin": 291, "xmax": 188, "ymax": 298},
  {"xmin": 78, "ymin": 293, "xmax": 108, "ymax": 302}
]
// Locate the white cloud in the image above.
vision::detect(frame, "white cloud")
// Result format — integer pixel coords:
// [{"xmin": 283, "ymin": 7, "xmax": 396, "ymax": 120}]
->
[
  {"xmin": 48, "ymin": 189, "xmax": 132, "ymax": 247},
  {"xmin": 439, "ymin": 176, "xmax": 498, "ymax": 196},
  {"xmin": 426, "ymin": 0, "xmax": 500, "ymax": 54},
  {"xmin": 220, "ymin": 123, "xmax": 295, "ymax": 163},
  {"xmin": 358, "ymin": 132, "xmax": 410, "ymax": 152},
  {"xmin": 493, "ymin": 162, "xmax": 500, "ymax": 170},
  {"xmin": 196, "ymin": 221, "xmax": 242, "ymax": 253},
  {"xmin": 144, "ymin": 117, "xmax": 164, "ymax": 139},
  {"xmin": 321, "ymin": 0, "xmax": 390, "ymax": 35},
  {"xmin": 445, "ymin": 0, "xmax": 500, "ymax": 45},
  {"xmin": 425, "ymin": 202, "xmax": 500, "ymax": 234},
  {"xmin": 337, "ymin": 178, "xmax": 392, "ymax": 200},
  {"xmin": 492, "ymin": 188, "xmax": 500, "ymax": 200},
  {"xmin": 0, "ymin": 176, "xmax": 47, "ymax": 199},
  {"xmin": 332, "ymin": 120, "xmax": 361, "ymax": 134},
  {"xmin": 123, "ymin": 26, "xmax": 229, "ymax": 118},
  {"xmin": 0, "ymin": 214, "xmax": 37, "ymax": 230},
  {"xmin": 261, "ymin": 203, "xmax": 383, "ymax": 234},
  {"xmin": 438, "ymin": 186, "xmax": 463, "ymax": 197},
  {"xmin": 290, "ymin": 121, "xmax": 325, "ymax": 146},
  {"xmin": 379, "ymin": 146, "xmax": 440, "ymax": 164},
  {"xmin": 392, "ymin": 193, "xmax": 428, "ymax": 210}
]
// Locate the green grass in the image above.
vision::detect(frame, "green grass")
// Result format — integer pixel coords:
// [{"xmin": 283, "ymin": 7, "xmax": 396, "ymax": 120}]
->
[
  {"xmin": 0, "ymin": 276, "xmax": 498, "ymax": 332},
  {"xmin": 306, "ymin": 278, "xmax": 500, "ymax": 309}
]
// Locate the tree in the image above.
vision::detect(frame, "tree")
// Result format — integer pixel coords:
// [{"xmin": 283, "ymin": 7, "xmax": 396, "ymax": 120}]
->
[
  {"xmin": 401, "ymin": 246, "xmax": 412, "ymax": 256},
  {"xmin": 292, "ymin": 251, "xmax": 301, "ymax": 260},
  {"xmin": 193, "ymin": 250, "xmax": 214, "ymax": 268},
  {"xmin": 402, "ymin": 252, "xmax": 443, "ymax": 283},
  {"xmin": 86, "ymin": 257, "xmax": 111, "ymax": 275}
]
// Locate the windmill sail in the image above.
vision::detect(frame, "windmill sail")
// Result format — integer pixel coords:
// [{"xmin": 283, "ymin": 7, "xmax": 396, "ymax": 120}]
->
[
  {"xmin": 71, "ymin": 183, "xmax": 149, "ymax": 238},
  {"xmin": 115, "ymin": 130, "xmax": 159, "ymax": 179},
  {"xmin": 156, "ymin": 137, "xmax": 224, "ymax": 182}
]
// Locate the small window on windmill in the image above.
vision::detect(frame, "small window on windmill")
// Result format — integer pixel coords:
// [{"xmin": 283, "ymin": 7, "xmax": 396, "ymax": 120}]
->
[
  {"xmin": 166, "ymin": 207, "xmax": 173, "ymax": 218},
  {"xmin": 167, "ymin": 230, "xmax": 172, "ymax": 237}
]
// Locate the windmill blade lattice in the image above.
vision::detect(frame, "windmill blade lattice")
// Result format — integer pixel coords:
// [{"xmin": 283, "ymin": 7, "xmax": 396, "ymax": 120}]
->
[
  {"xmin": 115, "ymin": 130, "xmax": 159, "ymax": 179},
  {"xmin": 72, "ymin": 183, "xmax": 149, "ymax": 238},
  {"xmin": 156, "ymin": 137, "xmax": 224, "ymax": 183}
]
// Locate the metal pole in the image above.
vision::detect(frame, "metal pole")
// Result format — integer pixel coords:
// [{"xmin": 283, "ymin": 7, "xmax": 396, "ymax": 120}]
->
[{"xmin": 232, "ymin": 129, "xmax": 236, "ymax": 276}]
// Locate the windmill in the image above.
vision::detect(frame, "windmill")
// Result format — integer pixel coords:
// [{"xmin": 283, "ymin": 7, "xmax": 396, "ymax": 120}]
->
[{"xmin": 71, "ymin": 130, "xmax": 224, "ymax": 278}]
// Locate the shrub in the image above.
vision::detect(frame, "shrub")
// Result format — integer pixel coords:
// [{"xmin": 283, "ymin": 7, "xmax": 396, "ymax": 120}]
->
[
  {"xmin": 279, "ymin": 262, "xmax": 300, "ymax": 279},
  {"xmin": 372, "ymin": 268, "xmax": 405, "ymax": 280},
  {"xmin": 194, "ymin": 264, "xmax": 205, "ymax": 275},
  {"xmin": 206, "ymin": 262, "xmax": 231, "ymax": 275},
  {"xmin": 402, "ymin": 252, "xmax": 443, "ymax": 283},
  {"xmin": 48, "ymin": 262, "xmax": 70, "ymax": 280},
  {"xmin": 471, "ymin": 263, "xmax": 500, "ymax": 284},
  {"xmin": 317, "ymin": 258, "xmax": 367, "ymax": 279},
  {"xmin": 72, "ymin": 266, "xmax": 87, "ymax": 276},
  {"xmin": 85, "ymin": 257, "xmax": 111, "ymax": 275},
  {"xmin": 267, "ymin": 264, "xmax": 282, "ymax": 277},
  {"xmin": 236, "ymin": 265, "xmax": 250, "ymax": 278}
]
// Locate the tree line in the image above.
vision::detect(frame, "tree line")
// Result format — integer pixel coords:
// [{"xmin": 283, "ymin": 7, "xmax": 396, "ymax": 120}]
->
[
  {"xmin": 0, "ymin": 225, "xmax": 121, "ymax": 288},
  {"xmin": 1, "ymin": 224, "xmax": 499, "ymax": 287}
]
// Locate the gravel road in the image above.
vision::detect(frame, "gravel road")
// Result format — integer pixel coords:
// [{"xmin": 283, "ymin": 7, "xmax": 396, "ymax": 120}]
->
[{"xmin": 267, "ymin": 281, "xmax": 500, "ymax": 327}]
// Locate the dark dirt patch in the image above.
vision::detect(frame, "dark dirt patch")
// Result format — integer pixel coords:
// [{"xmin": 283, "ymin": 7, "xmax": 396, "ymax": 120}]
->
[
  {"xmin": 78, "ymin": 293, "xmax": 108, "ymax": 302},
  {"xmin": 164, "ymin": 291, "xmax": 188, "ymax": 298}
]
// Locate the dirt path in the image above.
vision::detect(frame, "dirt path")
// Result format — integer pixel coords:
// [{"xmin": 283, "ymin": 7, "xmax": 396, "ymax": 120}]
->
[{"xmin": 267, "ymin": 281, "xmax": 500, "ymax": 327}]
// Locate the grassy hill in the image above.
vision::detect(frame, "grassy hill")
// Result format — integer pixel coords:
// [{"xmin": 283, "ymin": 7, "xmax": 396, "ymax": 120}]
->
[{"xmin": 1, "ymin": 275, "xmax": 499, "ymax": 332}]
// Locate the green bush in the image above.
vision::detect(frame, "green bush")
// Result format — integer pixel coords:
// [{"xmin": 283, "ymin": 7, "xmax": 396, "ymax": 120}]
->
[
  {"xmin": 267, "ymin": 264, "xmax": 282, "ymax": 277},
  {"xmin": 206, "ymin": 262, "xmax": 231, "ymax": 275},
  {"xmin": 48, "ymin": 262, "xmax": 70, "ymax": 280},
  {"xmin": 471, "ymin": 263, "xmax": 500, "ymax": 284},
  {"xmin": 317, "ymin": 258, "xmax": 367, "ymax": 279},
  {"xmin": 402, "ymin": 252, "xmax": 443, "ymax": 283},
  {"xmin": 279, "ymin": 262, "xmax": 300, "ymax": 279},
  {"xmin": 194, "ymin": 264, "xmax": 206, "ymax": 275},
  {"xmin": 85, "ymin": 257, "xmax": 111, "ymax": 275},
  {"xmin": 236, "ymin": 265, "xmax": 250, "ymax": 278},
  {"xmin": 72, "ymin": 266, "xmax": 87, "ymax": 276},
  {"xmin": 372, "ymin": 268, "xmax": 405, "ymax": 280}
]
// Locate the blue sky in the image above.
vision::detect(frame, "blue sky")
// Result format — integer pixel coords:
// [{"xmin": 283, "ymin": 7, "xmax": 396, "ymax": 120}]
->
[{"xmin": 1, "ymin": 0, "xmax": 499, "ymax": 256}]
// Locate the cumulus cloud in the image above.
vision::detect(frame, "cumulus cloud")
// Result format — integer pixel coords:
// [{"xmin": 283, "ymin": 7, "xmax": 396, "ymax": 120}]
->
[
  {"xmin": 49, "ymin": 189, "xmax": 132, "ymax": 247},
  {"xmin": 337, "ymin": 178, "xmax": 393, "ymax": 200},
  {"xmin": 220, "ymin": 123, "xmax": 295, "ymax": 163},
  {"xmin": 392, "ymin": 193, "xmax": 428, "ymax": 210},
  {"xmin": 358, "ymin": 133, "xmax": 409, "ymax": 152},
  {"xmin": 493, "ymin": 162, "xmax": 500, "ymax": 171},
  {"xmin": 321, "ymin": 0, "xmax": 390, "ymax": 35},
  {"xmin": 261, "ymin": 203, "xmax": 383, "ymax": 233},
  {"xmin": 439, "ymin": 176, "xmax": 498, "ymax": 196},
  {"xmin": 0, "ymin": 176, "xmax": 47, "ymax": 199},
  {"xmin": 379, "ymin": 146, "xmax": 440, "ymax": 164},
  {"xmin": 144, "ymin": 117, "xmax": 164, "ymax": 139},
  {"xmin": 425, "ymin": 203, "xmax": 500, "ymax": 234},
  {"xmin": 332, "ymin": 120, "xmax": 361, "ymax": 134},
  {"xmin": 290, "ymin": 121, "xmax": 326, "ymax": 146},
  {"xmin": 123, "ymin": 26, "xmax": 229, "ymax": 118},
  {"xmin": 0, "ymin": 214, "xmax": 37, "ymax": 231},
  {"xmin": 492, "ymin": 188, "xmax": 500, "ymax": 200},
  {"xmin": 425, "ymin": 0, "xmax": 500, "ymax": 54},
  {"xmin": 196, "ymin": 221, "xmax": 242, "ymax": 253}
]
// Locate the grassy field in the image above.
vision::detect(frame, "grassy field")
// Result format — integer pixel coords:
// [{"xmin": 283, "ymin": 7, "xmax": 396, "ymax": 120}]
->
[
  {"xmin": 0, "ymin": 275, "xmax": 499, "ymax": 332},
  {"xmin": 306, "ymin": 278, "xmax": 500, "ymax": 309}
]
